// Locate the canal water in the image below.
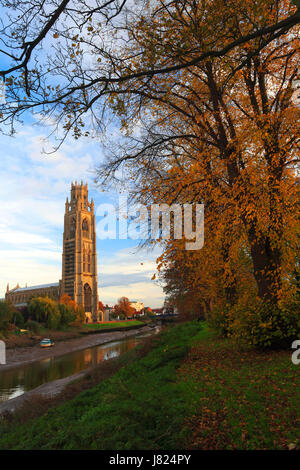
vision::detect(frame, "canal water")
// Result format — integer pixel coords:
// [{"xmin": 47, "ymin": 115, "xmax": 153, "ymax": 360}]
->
[{"xmin": 0, "ymin": 328, "xmax": 159, "ymax": 404}]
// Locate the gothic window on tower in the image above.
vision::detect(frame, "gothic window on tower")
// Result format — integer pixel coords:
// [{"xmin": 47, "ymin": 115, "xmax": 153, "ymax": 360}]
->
[
  {"xmin": 84, "ymin": 283, "xmax": 92, "ymax": 313},
  {"xmin": 82, "ymin": 219, "xmax": 89, "ymax": 238},
  {"xmin": 88, "ymin": 253, "xmax": 91, "ymax": 272}
]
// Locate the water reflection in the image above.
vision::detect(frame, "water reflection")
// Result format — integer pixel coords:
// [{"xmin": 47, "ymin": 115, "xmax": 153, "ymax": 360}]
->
[{"xmin": 0, "ymin": 335, "xmax": 148, "ymax": 404}]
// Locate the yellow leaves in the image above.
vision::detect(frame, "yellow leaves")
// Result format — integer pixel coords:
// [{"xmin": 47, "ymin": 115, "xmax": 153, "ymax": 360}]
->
[
  {"xmin": 53, "ymin": 33, "xmax": 59, "ymax": 39},
  {"xmin": 88, "ymin": 0, "xmax": 300, "ymax": 315},
  {"xmin": 259, "ymin": 322, "xmax": 271, "ymax": 329}
]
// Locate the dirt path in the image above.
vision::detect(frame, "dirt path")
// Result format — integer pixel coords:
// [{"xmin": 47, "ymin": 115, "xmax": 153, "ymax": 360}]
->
[{"xmin": 0, "ymin": 325, "xmax": 154, "ymax": 372}]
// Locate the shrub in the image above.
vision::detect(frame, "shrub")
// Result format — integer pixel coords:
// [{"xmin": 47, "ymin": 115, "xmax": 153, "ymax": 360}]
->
[
  {"xmin": 12, "ymin": 310, "xmax": 25, "ymax": 328},
  {"xmin": 58, "ymin": 303, "xmax": 76, "ymax": 326},
  {"xmin": 25, "ymin": 320, "xmax": 42, "ymax": 334},
  {"xmin": 0, "ymin": 301, "xmax": 15, "ymax": 332},
  {"xmin": 17, "ymin": 306, "xmax": 29, "ymax": 323},
  {"xmin": 207, "ymin": 305, "xmax": 232, "ymax": 337},
  {"xmin": 27, "ymin": 297, "xmax": 46, "ymax": 323},
  {"xmin": 75, "ymin": 306, "xmax": 85, "ymax": 323},
  {"xmin": 27, "ymin": 297, "xmax": 61, "ymax": 330},
  {"xmin": 46, "ymin": 305, "xmax": 61, "ymax": 330},
  {"xmin": 228, "ymin": 300, "xmax": 300, "ymax": 349}
]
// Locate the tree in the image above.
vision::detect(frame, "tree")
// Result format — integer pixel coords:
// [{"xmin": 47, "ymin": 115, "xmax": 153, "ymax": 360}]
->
[
  {"xmin": 98, "ymin": 0, "xmax": 299, "ymax": 307},
  {"xmin": 58, "ymin": 303, "xmax": 76, "ymax": 326},
  {"xmin": 0, "ymin": 1, "xmax": 298, "ymax": 141},
  {"xmin": 59, "ymin": 293, "xmax": 77, "ymax": 310},
  {"xmin": 0, "ymin": 300, "xmax": 15, "ymax": 332},
  {"xmin": 114, "ymin": 297, "xmax": 135, "ymax": 318},
  {"xmin": 28, "ymin": 297, "xmax": 61, "ymax": 329},
  {"xmin": 59, "ymin": 293, "xmax": 85, "ymax": 323},
  {"xmin": 0, "ymin": 0, "xmax": 299, "ymax": 340},
  {"xmin": 144, "ymin": 307, "xmax": 153, "ymax": 316}
]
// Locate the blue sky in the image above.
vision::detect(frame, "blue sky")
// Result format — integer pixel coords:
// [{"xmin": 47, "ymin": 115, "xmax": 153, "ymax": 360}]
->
[{"xmin": 0, "ymin": 115, "xmax": 165, "ymax": 308}]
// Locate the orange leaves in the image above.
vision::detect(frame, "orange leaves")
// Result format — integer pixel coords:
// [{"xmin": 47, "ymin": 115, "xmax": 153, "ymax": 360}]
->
[
  {"xmin": 104, "ymin": 0, "xmax": 299, "ymax": 308},
  {"xmin": 114, "ymin": 297, "xmax": 135, "ymax": 318}
]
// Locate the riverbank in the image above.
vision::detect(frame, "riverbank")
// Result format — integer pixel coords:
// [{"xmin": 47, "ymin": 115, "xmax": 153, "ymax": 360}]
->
[
  {"xmin": 4, "ymin": 320, "xmax": 146, "ymax": 349},
  {"xmin": 0, "ymin": 331, "xmax": 158, "ymax": 423},
  {"xmin": 0, "ymin": 368, "xmax": 92, "ymax": 415},
  {"xmin": 0, "ymin": 321, "xmax": 298, "ymax": 450},
  {"xmin": 0, "ymin": 324, "xmax": 154, "ymax": 372}
]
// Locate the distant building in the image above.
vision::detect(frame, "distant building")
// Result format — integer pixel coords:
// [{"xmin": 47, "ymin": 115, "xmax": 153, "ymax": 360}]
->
[
  {"xmin": 129, "ymin": 301, "xmax": 144, "ymax": 313},
  {"xmin": 6, "ymin": 182, "xmax": 99, "ymax": 323},
  {"xmin": 152, "ymin": 308, "xmax": 163, "ymax": 315},
  {"xmin": 103, "ymin": 306, "xmax": 114, "ymax": 322},
  {"xmin": 5, "ymin": 282, "xmax": 61, "ymax": 308}
]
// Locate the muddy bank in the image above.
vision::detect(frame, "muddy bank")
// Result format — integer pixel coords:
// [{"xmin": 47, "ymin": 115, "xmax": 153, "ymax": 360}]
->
[
  {"xmin": 0, "ymin": 326, "xmax": 158, "ymax": 416},
  {"xmin": 0, "ymin": 368, "xmax": 92, "ymax": 415},
  {"xmin": 4, "ymin": 329, "xmax": 83, "ymax": 349},
  {"xmin": 0, "ymin": 325, "xmax": 154, "ymax": 372}
]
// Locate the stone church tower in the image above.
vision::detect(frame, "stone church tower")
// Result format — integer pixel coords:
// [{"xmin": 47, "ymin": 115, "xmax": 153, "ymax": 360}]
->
[{"xmin": 62, "ymin": 181, "xmax": 98, "ymax": 322}]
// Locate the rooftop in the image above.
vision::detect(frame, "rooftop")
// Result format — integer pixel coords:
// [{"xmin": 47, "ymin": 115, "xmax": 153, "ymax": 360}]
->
[{"xmin": 13, "ymin": 282, "xmax": 59, "ymax": 293}]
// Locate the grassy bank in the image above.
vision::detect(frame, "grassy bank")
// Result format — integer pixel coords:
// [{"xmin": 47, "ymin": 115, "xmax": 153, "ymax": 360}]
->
[
  {"xmin": 0, "ymin": 321, "xmax": 298, "ymax": 450},
  {"xmin": 81, "ymin": 320, "xmax": 145, "ymax": 333}
]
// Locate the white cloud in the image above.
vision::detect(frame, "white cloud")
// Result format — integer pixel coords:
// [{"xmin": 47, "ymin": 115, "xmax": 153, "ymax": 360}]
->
[
  {"xmin": 0, "ymin": 250, "xmax": 61, "ymax": 297},
  {"xmin": 0, "ymin": 119, "xmax": 165, "ymax": 307},
  {"xmin": 99, "ymin": 281, "xmax": 164, "ymax": 309},
  {"xmin": 98, "ymin": 246, "xmax": 165, "ymax": 308},
  {"xmin": 0, "ymin": 228, "xmax": 54, "ymax": 246}
]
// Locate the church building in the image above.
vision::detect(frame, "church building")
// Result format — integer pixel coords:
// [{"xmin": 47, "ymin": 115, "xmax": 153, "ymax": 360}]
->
[{"xmin": 5, "ymin": 182, "xmax": 99, "ymax": 323}]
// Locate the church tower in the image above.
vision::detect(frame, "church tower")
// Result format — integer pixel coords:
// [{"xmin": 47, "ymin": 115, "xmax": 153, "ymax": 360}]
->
[{"xmin": 62, "ymin": 181, "xmax": 98, "ymax": 322}]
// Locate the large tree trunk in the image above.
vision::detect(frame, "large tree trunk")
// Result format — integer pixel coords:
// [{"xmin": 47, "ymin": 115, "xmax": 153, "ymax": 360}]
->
[{"xmin": 247, "ymin": 227, "xmax": 282, "ymax": 304}]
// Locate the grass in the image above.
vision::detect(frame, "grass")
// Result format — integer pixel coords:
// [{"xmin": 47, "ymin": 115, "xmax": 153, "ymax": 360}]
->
[
  {"xmin": 0, "ymin": 321, "xmax": 298, "ymax": 450},
  {"xmin": 0, "ymin": 321, "xmax": 203, "ymax": 449},
  {"xmin": 82, "ymin": 320, "xmax": 144, "ymax": 331},
  {"xmin": 179, "ymin": 334, "xmax": 300, "ymax": 450}
]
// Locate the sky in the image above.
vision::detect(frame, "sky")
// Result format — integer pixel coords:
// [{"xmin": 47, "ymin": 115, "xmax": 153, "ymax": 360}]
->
[{"xmin": 0, "ymin": 115, "xmax": 165, "ymax": 308}]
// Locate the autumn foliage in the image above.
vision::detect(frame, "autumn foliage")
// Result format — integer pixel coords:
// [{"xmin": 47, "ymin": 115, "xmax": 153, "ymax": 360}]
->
[
  {"xmin": 114, "ymin": 297, "xmax": 136, "ymax": 319},
  {"xmin": 103, "ymin": 0, "xmax": 299, "ymax": 347},
  {"xmin": 59, "ymin": 293, "xmax": 77, "ymax": 311},
  {"xmin": 0, "ymin": 0, "xmax": 298, "ymax": 347},
  {"xmin": 59, "ymin": 294, "xmax": 85, "ymax": 324}
]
